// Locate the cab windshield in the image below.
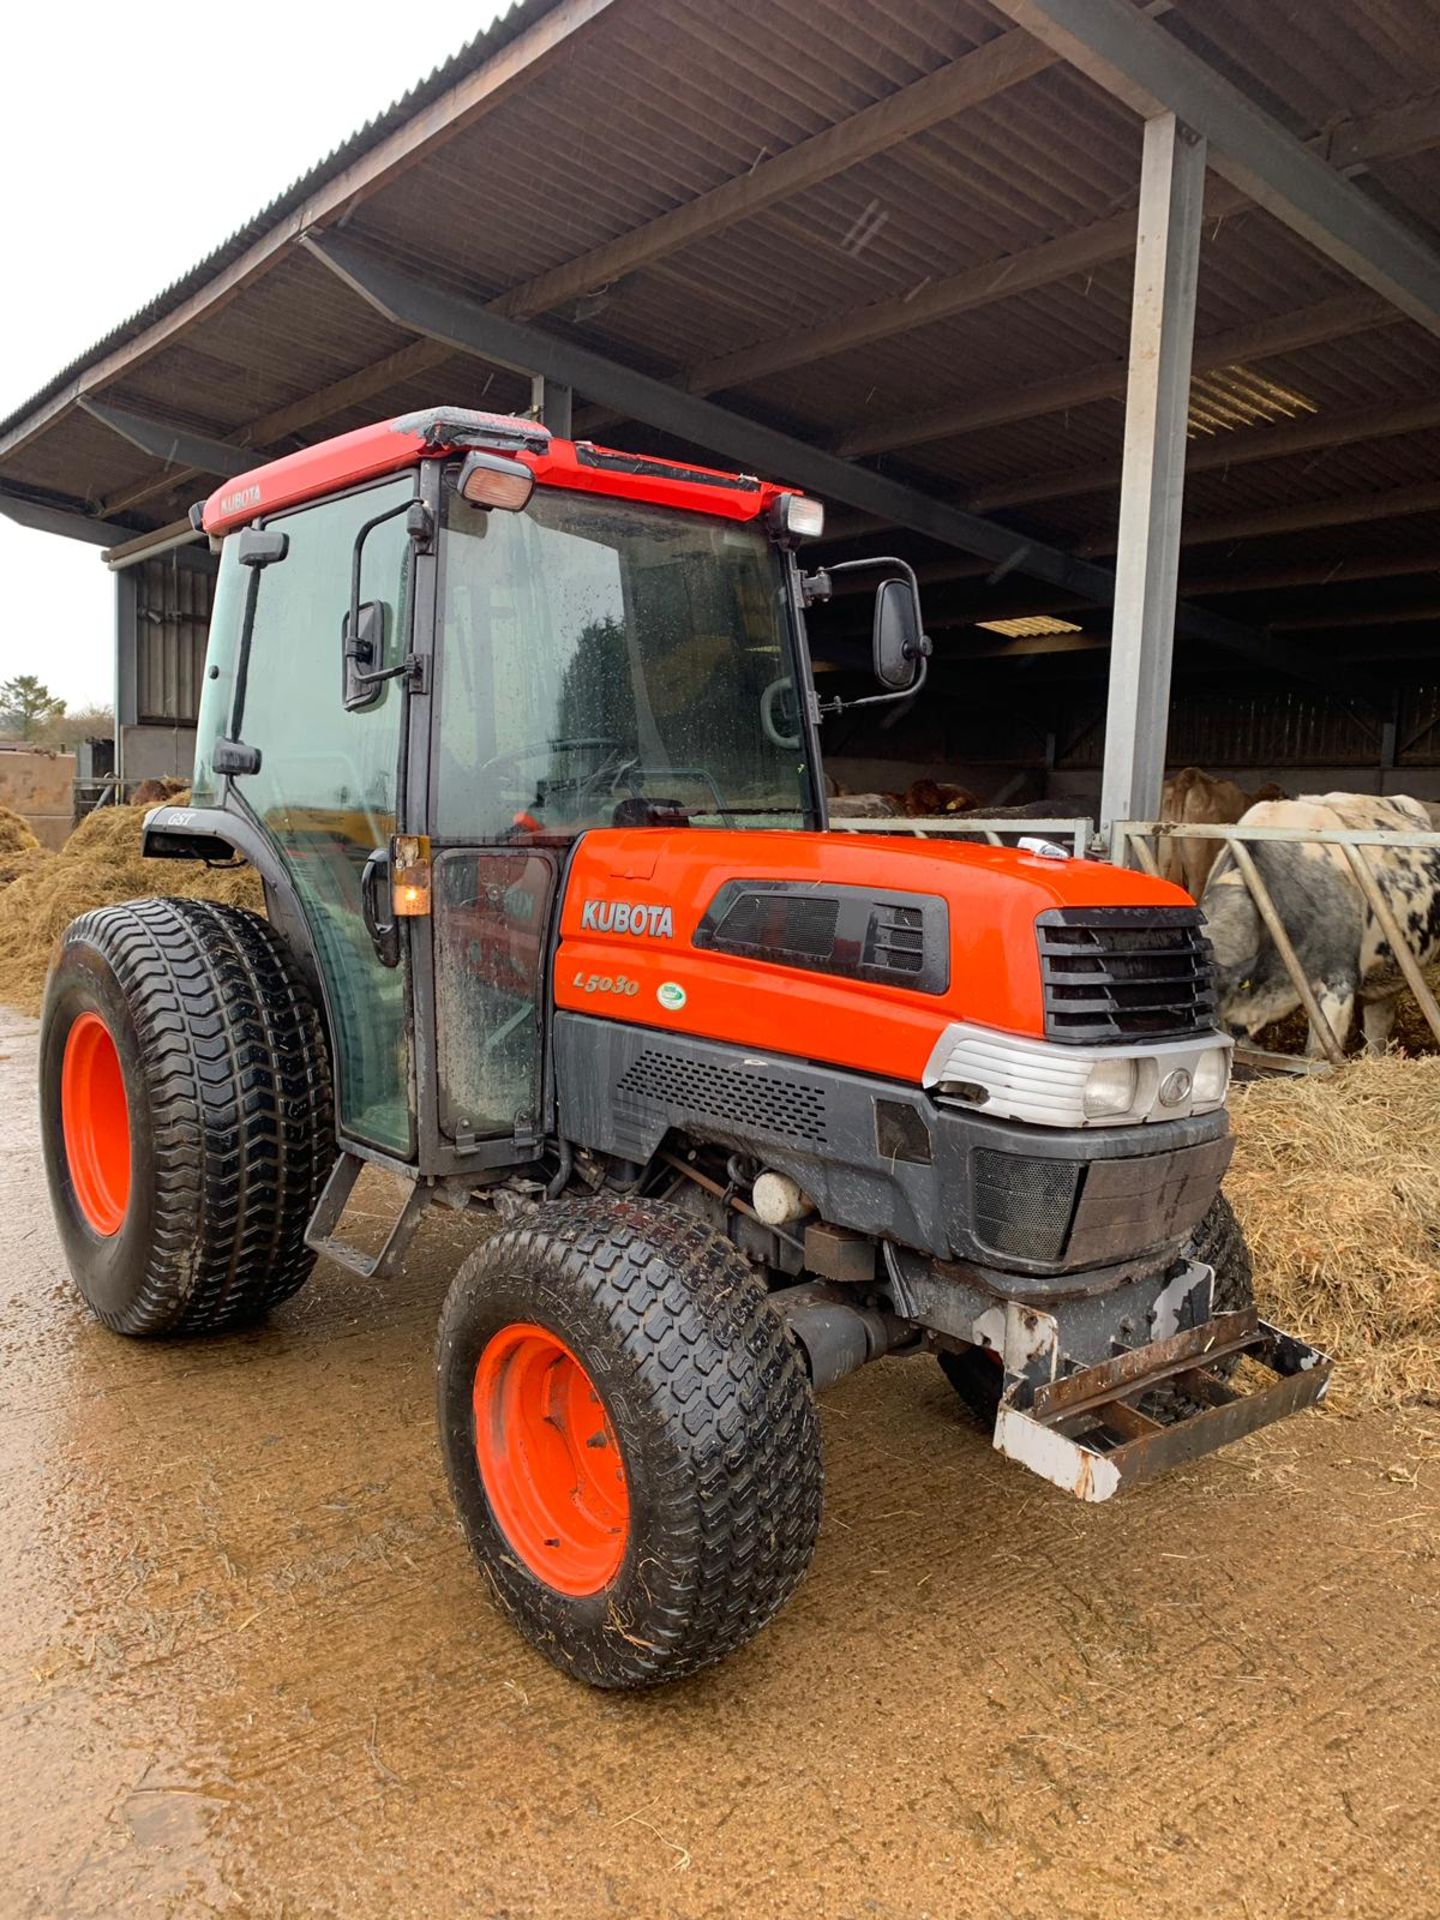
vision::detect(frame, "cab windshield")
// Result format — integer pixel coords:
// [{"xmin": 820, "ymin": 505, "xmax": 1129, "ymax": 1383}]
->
[{"xmin": 434, "ymin": 484, "xmax": 815, "ymax": 840}]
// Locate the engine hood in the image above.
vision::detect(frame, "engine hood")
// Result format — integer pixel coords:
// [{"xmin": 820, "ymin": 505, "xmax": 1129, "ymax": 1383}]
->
[{"xmin": 554, "ymin": 829, "xmax": 1196, "ymax": 1086}]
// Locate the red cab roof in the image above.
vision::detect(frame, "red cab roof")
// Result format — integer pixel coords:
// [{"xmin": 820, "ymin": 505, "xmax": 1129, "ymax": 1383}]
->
[{"xmin": 199, "ymin": 406, "xmax": 804, "ymax": 536}]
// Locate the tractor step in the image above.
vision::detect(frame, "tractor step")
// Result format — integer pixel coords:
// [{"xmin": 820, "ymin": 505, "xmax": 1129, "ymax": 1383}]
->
[
  {"xmin": 304, "ymin": 1151, "xmax": 432, "ymax": 1281},
  {"xmin": 993, "ymin": 1309, "xmax": 1331, "ymax": 1503}
]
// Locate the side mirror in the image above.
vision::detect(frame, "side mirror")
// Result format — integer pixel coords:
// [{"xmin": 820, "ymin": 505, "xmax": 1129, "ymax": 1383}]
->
[
  {"xmin": 343, "ymin": 601, "xmax": 387, "ymax": 712},
  {"xmin": 873, "ymin": 577, "xmax": 924, "ymax": 691}
]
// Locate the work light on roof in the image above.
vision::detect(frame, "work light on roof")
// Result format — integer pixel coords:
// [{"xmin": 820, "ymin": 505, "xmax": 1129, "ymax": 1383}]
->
[
  {"xmin": 457, "ymin": 449, "xmax": 535, "ymax": 512},
  {"xmin": 767, "ymin": 493, "xmax": 825, "ymax": 543}
]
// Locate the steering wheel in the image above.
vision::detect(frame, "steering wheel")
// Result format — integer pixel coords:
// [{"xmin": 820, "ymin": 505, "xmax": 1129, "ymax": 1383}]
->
[
  {"xmin": 478, "ymin": 735, "xmax": 627, "ymax": 782},
  {"xmin": 761, "ymin": 677, "xmax": 802, "ymax": 751}
]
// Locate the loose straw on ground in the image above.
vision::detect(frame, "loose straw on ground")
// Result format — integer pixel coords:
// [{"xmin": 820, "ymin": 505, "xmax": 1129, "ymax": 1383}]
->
[{"xmin": 1228, "ymin": 1055, "xmax": 1440, "ymax": 1411}]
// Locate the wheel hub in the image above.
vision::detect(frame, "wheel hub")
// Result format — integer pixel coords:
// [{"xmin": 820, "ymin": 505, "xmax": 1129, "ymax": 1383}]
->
[
  {"xmin": 472, "ymin": 1322, "xmax": 628, "ymax": 1595},
  {"xmin": 60, "ymin": 1012, "xmax": 131, "ymax": 1236}
]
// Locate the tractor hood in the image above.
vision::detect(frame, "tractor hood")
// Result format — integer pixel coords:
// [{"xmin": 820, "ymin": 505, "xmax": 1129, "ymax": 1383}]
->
[{"xmin": 555, "ymin": 828, "xmax": 1202, "ymax": 1087}]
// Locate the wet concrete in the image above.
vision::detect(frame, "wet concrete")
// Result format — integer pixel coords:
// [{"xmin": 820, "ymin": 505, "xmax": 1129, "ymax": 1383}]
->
[{"xmin": 2, "ymin": 999, "xmax": 1439, "ymax": 1918}]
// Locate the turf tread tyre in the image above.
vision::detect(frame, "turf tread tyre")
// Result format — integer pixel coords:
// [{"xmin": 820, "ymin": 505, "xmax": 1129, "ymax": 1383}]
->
[
  {"xmin": 937, "ymin": 1194, "xmax": 1255, "ymax": 1425},
  {"xmin": 437, "ymin": 1197, "xmax": 823, "ymax": 1688},
  {"xmin": 41, "ymin": 897, "xmax": 333, "ymax": 1336}
]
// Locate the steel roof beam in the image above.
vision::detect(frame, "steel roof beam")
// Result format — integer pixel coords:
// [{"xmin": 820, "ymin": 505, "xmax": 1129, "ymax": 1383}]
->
[
  {"xmin": 78, "ymin": 401, "xmax": 257, "ymax": 479},
  {"xmin": 583, "ymin": 88, "xmax": 1440, "ymax": 423},
  {"xmin": 489, "ymin": 29, "xmax": 1058, "ymax": 323},
  {"xmin": 1083, "ymin": 476, "xmax": 1440, "ymax": 556},
  {"xmin": 971, "ymin": 391, "xmax": 1440, "ymax": 513},
  {"xmin": 991, "ymin": 0, "xmax": 1440, "ymax": 337},
  {"xmin": 0, "ymin": 486, "xmax": 138, "ymax": 547},
  {"xmin": 304, "ymin": 228, "xmax": 1380, "ymax": 707},
  {"xmin": 97, "ymin": 337, "xmax": 457, "ymax": 519},
  {"xmin": 835, "ymin": 289, "xmax": 1395, "ymax": 458}
]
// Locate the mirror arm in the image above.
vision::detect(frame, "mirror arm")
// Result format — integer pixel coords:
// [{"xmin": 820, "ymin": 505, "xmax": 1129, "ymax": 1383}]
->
[
  {"xmin": 344, "ymin": 497, "xmax": 432, "ymax": 704},
  {"xmin": 345, "ymin": 497, "xmax": 413, "ymax": 683},
  {"xmin": 815, "ymin": 651, "xmax": 929, "ymax": 718},
  {"xmin": 804, "ymin": 554, "xmax": 931, "ymax": 720}
]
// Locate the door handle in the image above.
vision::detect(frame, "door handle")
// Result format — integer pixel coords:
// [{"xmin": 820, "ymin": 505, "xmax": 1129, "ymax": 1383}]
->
[{"xmin": 361, "ymin": 846, "xmax": 401, "ymax": 968}]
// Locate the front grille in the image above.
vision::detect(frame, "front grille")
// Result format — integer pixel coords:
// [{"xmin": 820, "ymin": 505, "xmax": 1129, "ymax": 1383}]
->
[
  {"xmin": 1037, "ymin": 907, "xmax": 1216, "ymax": 1043},
  {"xmin": 971, "ymin": 1149, "xmax": 1083, "ymax": 1264}
]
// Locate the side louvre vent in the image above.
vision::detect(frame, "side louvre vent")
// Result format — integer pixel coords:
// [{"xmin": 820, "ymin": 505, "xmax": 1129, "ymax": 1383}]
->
[
  {"xmin": 863, "ymin": 902, "xmax": 926, "ymax": 977},
  {"xmin": 694, "ymin": 881, "xmax": 948, "ymax": 994},
  {"xmin": 1037, "ymin": 907, "xmax": 1217, "ymax": 1043},
  {"xmin": 616, "ymin": 1048, "xmax": 829, "ymax": 1146}
]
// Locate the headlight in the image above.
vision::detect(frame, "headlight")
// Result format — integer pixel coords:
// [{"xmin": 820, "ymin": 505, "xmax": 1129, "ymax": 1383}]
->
[
  {"xmin": 1083, "ymin": 1057, "xmax": 1139, "ymax": 1119},
  {"xmin": 1192, "ymin": 1045, "xmax": 1230, "ymax": 1107}
]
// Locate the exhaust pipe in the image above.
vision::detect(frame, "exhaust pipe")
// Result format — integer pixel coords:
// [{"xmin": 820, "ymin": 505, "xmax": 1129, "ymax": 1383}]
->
[{"xmin": 776, "ymin": 1281, "xmax": 910, "ymax": 1391}]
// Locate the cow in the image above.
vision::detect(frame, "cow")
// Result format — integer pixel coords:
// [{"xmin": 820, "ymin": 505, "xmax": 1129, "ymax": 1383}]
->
[
  {"xmin": 1158, "ymin": 767, "xmax": 1288, "ymax": 900},
  {"xmin": 1199, "ymin": 792, "xmax": 1440, "ymax": 1055},
  {"xmin": 826, "ymin": 778, "xmax": 981, "ymax": 820},
  {"xmin": 130, "ymin": 776, "xmax": 187, "ymax": 807}
]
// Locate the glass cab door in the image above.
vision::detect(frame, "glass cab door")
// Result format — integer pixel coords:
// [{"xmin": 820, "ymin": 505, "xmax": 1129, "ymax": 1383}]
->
[{"xmin": 215, "ymin": 474, "xmax": 419, "ymax": 1159}]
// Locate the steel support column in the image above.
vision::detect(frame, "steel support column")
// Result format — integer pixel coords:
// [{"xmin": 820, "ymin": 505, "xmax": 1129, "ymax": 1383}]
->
[
  {"xmin": 113, "ymin": 565, "xmax": 139, "ymax": 792},
  {"xmin": 1101, "ymin": 114, "xmax": 1206, "ymax": 835},
  {"xmin": 529, "ymin": 374, "xmax": 573, "ymax": 437}
]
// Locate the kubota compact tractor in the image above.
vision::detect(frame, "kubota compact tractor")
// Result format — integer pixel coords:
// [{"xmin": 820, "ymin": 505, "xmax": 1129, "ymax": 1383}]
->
[{"xmin": 39, "ymin": 408, "xmax": 1329, "ymax": 1688}]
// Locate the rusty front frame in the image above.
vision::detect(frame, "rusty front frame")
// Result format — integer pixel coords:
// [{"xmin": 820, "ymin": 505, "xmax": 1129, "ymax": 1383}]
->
[{"xmin": 993, "ymin": 1308, "xmax": 1331, "ymax": 1503}]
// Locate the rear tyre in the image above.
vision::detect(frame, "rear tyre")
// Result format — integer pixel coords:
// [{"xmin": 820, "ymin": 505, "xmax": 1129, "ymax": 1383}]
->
[
  {"xmin": 436, "ymin": 1199, "xmax": 823, "ymax": 1688},
  {"xmin": 40, "ymin": 898, "xmax": 333, "ymax": 1336},
  {"xmin": 936, "ymin": 1194, "xmax": 1255, "ymax": 1426}
]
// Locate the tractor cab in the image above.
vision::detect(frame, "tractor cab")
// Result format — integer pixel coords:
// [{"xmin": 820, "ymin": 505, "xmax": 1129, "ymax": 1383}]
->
[{"xmin": 161, "ymin": 407, "xmax": 892, "ymax": 1167}]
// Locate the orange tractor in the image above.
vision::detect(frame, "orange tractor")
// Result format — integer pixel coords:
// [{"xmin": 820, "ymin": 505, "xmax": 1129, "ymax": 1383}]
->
[{"xmin": 40, "ymin": 408, "xmax": 1328, "ymax": 1687}]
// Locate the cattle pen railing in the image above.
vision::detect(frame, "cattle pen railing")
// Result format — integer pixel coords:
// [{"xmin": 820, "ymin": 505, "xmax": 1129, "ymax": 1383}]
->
[
  {"xmin": 831, "ymin": 815, "xmax": 1094, "ymax": 858},
  {"xmin": 1111, "ymin": 818, "xmax": 1440, "ymax": 1067}
]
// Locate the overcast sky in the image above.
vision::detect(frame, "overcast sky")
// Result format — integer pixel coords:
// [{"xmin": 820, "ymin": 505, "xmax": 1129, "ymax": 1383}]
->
[{"xmin": 0, "ymin": 1, "xmax": 504, "ymax": 711}]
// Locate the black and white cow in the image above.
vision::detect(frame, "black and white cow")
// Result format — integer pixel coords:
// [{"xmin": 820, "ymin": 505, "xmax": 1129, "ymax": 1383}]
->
[{"xmin": 1199, "ymin": 793, "xmax": 1440, "ymax": 1054}]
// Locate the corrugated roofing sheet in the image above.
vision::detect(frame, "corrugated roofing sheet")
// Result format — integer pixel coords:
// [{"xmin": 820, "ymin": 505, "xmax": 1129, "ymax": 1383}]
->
[{"xmin": 3, "ymin": 0, "xmax": 1440, "ymax": 669}]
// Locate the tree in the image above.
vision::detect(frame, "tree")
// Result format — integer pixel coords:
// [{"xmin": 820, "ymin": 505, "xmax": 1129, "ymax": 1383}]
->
[
  {"xmin": 0, "ymin": 675, "xmax": 66, "ymax": 740},
  {"xmin": 37, "ymin": 704, "xmax": 114, "ymax": 751}
]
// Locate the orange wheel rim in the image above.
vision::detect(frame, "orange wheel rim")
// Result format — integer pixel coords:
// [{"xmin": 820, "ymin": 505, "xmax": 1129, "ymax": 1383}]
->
[
  {"xmin": 61, "ymin": 1012, "xmax": 132, "ymax": 1236},
  {"xmin": 473, "ymin": 1323, "xmax": 629, "ymax": 1595}
]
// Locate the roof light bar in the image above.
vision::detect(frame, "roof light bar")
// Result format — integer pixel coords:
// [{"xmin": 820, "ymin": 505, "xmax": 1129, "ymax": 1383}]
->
[{"xmin": 392, "ymin": 406, "xmax": 551, "ymax": 454}]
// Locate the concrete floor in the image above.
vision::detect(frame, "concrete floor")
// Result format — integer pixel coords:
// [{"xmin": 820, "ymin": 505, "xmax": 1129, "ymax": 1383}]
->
[{"xmin": 2, "ymin": 1001, "xmax": 1439, "ymax": 1919}]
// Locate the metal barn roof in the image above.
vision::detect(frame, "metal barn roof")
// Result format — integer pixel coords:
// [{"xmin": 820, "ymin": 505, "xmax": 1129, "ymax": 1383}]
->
[{"xmin": 5, "ymin": 0, "xmax": 1440, "ymax": 696}]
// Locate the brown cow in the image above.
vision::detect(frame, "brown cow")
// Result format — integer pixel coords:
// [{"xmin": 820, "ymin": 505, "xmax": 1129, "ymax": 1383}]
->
[
  {"xmin": 1158, "ymin": 768, "xmax": 1288, "ymax": 900},
  {"xmin": 826, "ymin": 777, "xmax": 982, "ymax": 820},
  {"xmin": 130, "ymin": 777, "xmax": 188, "ymax": 807}
]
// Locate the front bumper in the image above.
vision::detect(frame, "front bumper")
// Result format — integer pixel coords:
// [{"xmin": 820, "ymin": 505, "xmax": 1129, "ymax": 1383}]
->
[
  {"xmin": 993, "ymin": 1304, "xmax": 1331, "ymax": 1502},
  {"xmin": 557, "ymin": 1012, "xmax": 1231, "ymax": 1284}
]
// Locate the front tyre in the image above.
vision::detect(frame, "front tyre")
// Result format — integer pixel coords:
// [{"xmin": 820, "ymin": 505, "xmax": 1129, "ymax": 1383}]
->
[
  {"xmin": 436, "ymin": 1199, "xmax": 823, "ymax": 1688},
  {"xmin": 40, "ymin": 898, "xmax": 333, "ymax": 1336}
]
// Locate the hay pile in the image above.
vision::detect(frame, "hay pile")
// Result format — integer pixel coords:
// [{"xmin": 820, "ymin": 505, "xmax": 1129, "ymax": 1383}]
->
[
  {"xmin": 0, "ymin": 805, "xmax": 44, "ymax": 887},
  {"xmin": 1227, "ymin": 1055, "xmax": 1440, "ymax": 1409},
  {"xmin": 0, "ymin": 798, "xmax": 263, "ymax": 1015},
  {"xmin": 0, "ymin": 805, "xmax": 38, "ymax": 856}
]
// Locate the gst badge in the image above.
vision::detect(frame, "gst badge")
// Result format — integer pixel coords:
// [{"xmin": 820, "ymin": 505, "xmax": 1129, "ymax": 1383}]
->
[{"xmin": 657, "ymin": 982, "xmax": 687, "ymax": 1011}]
